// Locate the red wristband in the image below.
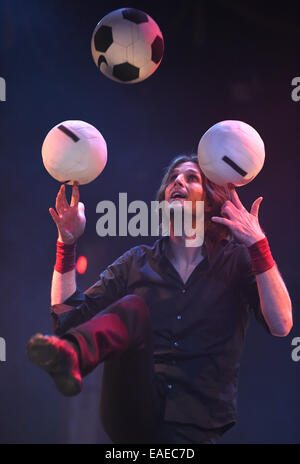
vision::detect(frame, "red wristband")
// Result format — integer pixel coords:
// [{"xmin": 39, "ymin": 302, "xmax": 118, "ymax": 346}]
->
[
  {"xmin": 54, "ymin": 240, "xmax": 76, "ymax": 274},
  {"xmin": 247, "ymin": 237, "xmax": 275, "ymax": 275}
]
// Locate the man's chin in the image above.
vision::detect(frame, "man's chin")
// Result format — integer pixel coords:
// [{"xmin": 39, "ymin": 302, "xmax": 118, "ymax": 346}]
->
[
  {"xmin": 166, "ymin": 201, "xmax": 186, "ymax": 219},
  {"xmin": 166, "ymin": 200, "xmax": 197, "ymax": 215},
  {"xmin": 167, "ymin": 199, "xmax": 185, "ymax": 207}
]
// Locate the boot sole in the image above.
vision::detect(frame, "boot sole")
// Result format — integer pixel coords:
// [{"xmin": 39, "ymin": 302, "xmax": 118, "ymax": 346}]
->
[{"xmin": 27, "ymin": 334, "xmax": 82, "ymax": 397}]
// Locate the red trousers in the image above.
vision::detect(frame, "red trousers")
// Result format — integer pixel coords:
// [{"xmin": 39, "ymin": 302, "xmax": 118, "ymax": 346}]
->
[
  {"xmin": 63, "ymin": 294, "xmax": 223, "ymax": 444},
  {"xmin": 63, "ymin": 295, "xmax": 164, "ymax": 443}
]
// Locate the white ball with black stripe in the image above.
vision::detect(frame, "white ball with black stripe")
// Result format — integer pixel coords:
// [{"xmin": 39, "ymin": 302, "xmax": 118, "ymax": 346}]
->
[
  {"xmin": 42, "ymin": 120, "xmax": 107, "ymax": 185},
  {"xmin": 197, "ymin": 120, "xmax": 265, "ymax": 187}
]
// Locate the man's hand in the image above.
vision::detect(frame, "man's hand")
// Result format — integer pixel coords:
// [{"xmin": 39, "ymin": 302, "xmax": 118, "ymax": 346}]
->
[
  {"xmin": 211, "ymin": 187, "xmax": 266, "ymax": 247},
  {"xmin": 49, "ymin": 182, "xmax": 86, "ymax": 245}
]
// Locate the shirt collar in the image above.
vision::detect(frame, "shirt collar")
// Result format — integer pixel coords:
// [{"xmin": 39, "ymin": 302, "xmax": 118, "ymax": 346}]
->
[
  {"xmin": 153, "ymin": 235, "xmax": 230, "ymax": 266},
  {"xmin": 153, "ymin": 236, "xmax": 214, "ymax": 263}
]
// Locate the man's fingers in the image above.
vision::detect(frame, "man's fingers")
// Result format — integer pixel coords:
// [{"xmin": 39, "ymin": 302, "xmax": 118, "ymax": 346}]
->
[
  {"xmin": 78, "ymin": 202, "xmax": 85, "ymax": 219},
  {"xmin": 250, "ymin": 197, "xmax": 263, "ymax": 217},
  {"xmin": 70, "ymin": 182, "xmax": 80, "ymax": 207},
  {"xmin": 211, "ymin": 216, "xmax": 232, "ymax": 227},
  {"xmin": 229, "ymin": 187, "xmax": 244, "ymax": 210},
  {"xmin": 55, "ymin": 185, "xmax": 68, "ymax": 214},
  {"xmin": 55, "ymin": 188, "xmax": 62, "ymax": 215},
  {"xmin": 60, "ymin": 184, "xmax": 69, "ymax": 210},
  {"xmin": 49, "ymin": 207, "xmax": 60, "ymax": 226},
  {"xmin": 221, "ymin": 201, "xmax": 235, "ymax": 220}
]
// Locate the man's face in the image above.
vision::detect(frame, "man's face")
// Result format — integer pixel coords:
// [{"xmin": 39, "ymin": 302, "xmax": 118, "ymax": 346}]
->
[{"xmin": 164, "ymin": 162, "xmax": 204, "ymax": 207}]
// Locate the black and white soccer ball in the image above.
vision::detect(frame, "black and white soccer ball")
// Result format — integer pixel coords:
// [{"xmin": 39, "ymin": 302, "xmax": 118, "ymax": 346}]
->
[{"xmin": 91, "ymin": 8, "xmax": 164, "ymax": 84}]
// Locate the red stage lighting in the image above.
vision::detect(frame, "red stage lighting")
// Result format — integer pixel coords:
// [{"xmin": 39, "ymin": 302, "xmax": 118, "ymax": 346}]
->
[{"xmin": 76, "ymin": 256, "xmax": 88, "ymax": 274}]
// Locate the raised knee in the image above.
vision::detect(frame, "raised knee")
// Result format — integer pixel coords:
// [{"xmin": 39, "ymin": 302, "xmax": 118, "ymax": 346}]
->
[
  {"xmin": 117, "ymin": 295, "xmax": 150, "ymax": 321},
  {"xmin": 115, "ymin": 295, "xmax": 152, "ymax": 347},
  {"xmin": 119, "ymin": 294, "xmax": 148, "ymax": 311}
]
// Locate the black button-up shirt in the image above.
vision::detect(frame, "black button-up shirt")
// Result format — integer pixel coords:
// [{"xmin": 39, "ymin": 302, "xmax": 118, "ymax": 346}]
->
[{"xmin": 51, "ymin": 236, "xmax": 270, "ymax": 430}]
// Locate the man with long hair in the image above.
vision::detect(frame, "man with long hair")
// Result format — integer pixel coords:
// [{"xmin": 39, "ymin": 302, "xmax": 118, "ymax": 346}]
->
[{"xmin": 27, "ymin": 154, "xmax": 292, "ymax": 444}]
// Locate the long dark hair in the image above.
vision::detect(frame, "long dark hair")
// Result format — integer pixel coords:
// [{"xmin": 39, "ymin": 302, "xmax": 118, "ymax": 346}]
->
[{"xmin": 156, "ymin": 154, "xmax": 233, "ymax": 255}]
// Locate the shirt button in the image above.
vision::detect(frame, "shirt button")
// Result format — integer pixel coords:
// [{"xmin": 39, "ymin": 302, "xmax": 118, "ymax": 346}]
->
[
  {"xmin": 181, "ymin": 288, "xmax": 186, "ymax": 294},
  {"xmin": 177, "ymin": 314, "xmax": 182, "ymax": 320}
]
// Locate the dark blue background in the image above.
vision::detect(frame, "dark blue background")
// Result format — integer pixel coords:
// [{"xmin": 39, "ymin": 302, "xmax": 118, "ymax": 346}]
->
[{"xmin": 0, "ymin": 0, "xmax": 299, "ymax": 443}]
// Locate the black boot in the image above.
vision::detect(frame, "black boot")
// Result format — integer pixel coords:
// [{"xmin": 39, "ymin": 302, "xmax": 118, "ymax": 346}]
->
[{"xmin": 27, "ymin": 333, "xmax": 82, "ymax": 396}]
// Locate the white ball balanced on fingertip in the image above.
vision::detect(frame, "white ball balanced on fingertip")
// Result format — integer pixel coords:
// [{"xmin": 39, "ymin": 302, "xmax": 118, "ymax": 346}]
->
[
  {"xmin": 42, "ymin": 120, "xmax": 107, "ymax": 185},
  {"xmin": 197, "ymin": 120, "xmax": 265, "ymax": 187}
]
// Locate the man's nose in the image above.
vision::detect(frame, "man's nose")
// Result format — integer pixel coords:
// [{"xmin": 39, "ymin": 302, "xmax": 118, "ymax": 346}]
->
[{"xmin": 174, "ymin": 173, "xmax": 185, "ymax": 185}]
